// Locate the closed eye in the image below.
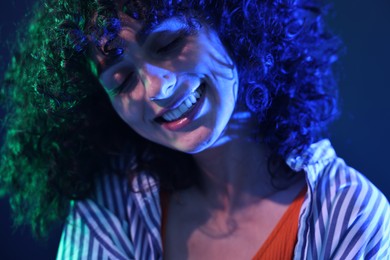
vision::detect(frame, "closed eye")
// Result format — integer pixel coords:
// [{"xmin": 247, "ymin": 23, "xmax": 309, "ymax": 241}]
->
[
  {"xmin": 155, "ymin": 36, "xmax": 185, "ymax": 55},
  {"xmin": 108, "ymin": 72, "xmax": 137, "ymax": 96}
]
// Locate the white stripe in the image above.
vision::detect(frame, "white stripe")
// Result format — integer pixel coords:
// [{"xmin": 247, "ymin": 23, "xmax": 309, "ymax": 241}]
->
[
  {"xmin": 328, "ymin": 168, "xmax": 359, "ymax": 255},
  {"xmin": 293, "ymin": 140, "xmax": 390, "ymax": 259},
  {"xmin": 56, "ymin": 222, "xmax": 67, "ymax": 259},
  {"xmin": 77, "ymin": 201, "xmax": 129, "ymax": 259},
  {"xmin": 91, "ymin": 238, "xmax": 99, "ymax": 260},
  {"xmin": 56, "ymin": 139, "xmax": 388, "ymax": 260},
  {"xmin": 364, "ymin": 198, "xmax": 389, "ymax": 257}
]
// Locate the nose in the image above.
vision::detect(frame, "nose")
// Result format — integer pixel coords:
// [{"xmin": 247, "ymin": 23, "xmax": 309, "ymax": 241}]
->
[{"xmin": 140, "ymin": 63, "xmax": 176, "ymax": 101}]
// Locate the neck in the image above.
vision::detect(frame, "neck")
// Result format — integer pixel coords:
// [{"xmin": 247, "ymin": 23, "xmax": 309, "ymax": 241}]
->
[{"xmin": 192, "ymin": 111, "xmax": 277, "ymax": 211}]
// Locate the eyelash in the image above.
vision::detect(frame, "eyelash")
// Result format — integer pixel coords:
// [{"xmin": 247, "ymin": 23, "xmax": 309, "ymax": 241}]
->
[
  {"xmin": 105, "ymin": 27, "xmax": 194, "ymax": 95},
  {"xmin": 110, "ymin": 72, "xmax": 136, "ymax": 96},
  {"xmin": 156, "ymin": 35, "xmax": 185, "ymax": 55},
  {"xmin": 154, "ymin": 24, "xmax": 196, "ymax": 56},
  {"xmin": 109, "ymin": 36, "xmax": 188, "ymax": 95}
]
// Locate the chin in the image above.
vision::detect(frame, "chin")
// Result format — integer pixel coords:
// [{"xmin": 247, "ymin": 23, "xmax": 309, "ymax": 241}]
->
[
  {"xmin": 171, "ymin": 142, "xmax": 208, "ymax": 155},
  {"xmin": 179, "ymin": 131, "xmax": 224, "ymax": 155}
]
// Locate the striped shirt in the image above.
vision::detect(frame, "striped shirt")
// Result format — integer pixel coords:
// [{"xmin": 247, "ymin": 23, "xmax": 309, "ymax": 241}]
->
[{"xmin": 56, "ymin": 139, "xmax": 390, "ymax": 259}]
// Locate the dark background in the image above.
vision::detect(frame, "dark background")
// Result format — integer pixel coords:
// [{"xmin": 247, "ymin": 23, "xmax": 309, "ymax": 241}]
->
[{"xmin": 1, "ymin": 0, "xmax": 389, "ymax": 259}]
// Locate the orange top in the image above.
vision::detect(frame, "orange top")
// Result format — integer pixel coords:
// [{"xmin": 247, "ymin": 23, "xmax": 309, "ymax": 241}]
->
[
  {"xmin": 252, "ymin": 187, "xmax": 306, "ymax": 260},
  {"xmin": 161, "ymin": 187, "xmax": 306, "ymax": 259}
]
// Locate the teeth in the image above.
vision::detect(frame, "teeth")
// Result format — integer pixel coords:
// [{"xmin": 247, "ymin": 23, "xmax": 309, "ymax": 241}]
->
[
  {"xmin": 161, "ymin": 86, "xmax": 203, "ymax": 122},
  {"xmin": 185, "ymin": 99, "xmax": 192, "ymax": 107},
  {"xmin": 172, "ymin": 109, "xmax": 182, "ymax": 118},
  {"xmin": 189, "ymin": 95, "xmax": 196, "ymax": 103},
  {"xmin": 165, "ymin": 112, "xmax": 174, "ymax": 121},
  {"xmin": 178, "ymin": 103, "xmax": 188, "ymax": 113}
]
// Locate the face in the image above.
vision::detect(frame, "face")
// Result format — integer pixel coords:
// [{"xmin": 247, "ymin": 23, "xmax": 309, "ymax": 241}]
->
[{"xmin": 94, "ymin": 14, "xmax": 239, "ymax": 153}]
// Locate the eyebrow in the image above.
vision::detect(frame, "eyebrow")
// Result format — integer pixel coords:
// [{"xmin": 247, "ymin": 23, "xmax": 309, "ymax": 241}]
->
[
  {"xmin": 135, "ymin": 17, "xmax": 188, "ymax": 45},
  {"xmin": 97, "ymin": 18, "xmax": 186, "ymax": 76},
  {"xmin": 96, "ymin": 24, "xmax": 154, "ymax": 76},
  {"xmin": 96, "ymin": 55, "xmax": 125, "ymax": 76}
]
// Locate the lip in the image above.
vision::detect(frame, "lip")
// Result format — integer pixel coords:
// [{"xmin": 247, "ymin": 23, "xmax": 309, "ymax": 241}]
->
[{"xmin": 156, "ymin": 83, "xmax": 206, "ymax": 131}]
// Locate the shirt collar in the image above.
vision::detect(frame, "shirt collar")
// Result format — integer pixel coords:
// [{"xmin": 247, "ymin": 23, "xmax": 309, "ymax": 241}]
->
[{"xmin": 286, "ymin": 139, "xmax": 336, "ymax": 172}]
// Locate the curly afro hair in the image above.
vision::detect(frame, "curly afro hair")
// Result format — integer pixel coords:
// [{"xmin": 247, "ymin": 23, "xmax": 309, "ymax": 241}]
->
[{"xmin": 0, "ymin": 0, "xmax": 340, "ymax": 237}]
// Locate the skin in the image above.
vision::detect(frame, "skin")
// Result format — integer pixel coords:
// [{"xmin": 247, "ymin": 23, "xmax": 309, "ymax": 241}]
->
[
  {"xmin": 94, "ymin": 12, "xmax": 306, "ymax": 260},
  {"xmin": 97, "ymin": 14, "xmax": 238, "ymax": 153}
]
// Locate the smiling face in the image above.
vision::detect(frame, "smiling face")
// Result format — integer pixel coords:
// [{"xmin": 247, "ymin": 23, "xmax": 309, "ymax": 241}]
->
[{"xmin": 94, "ymin": 14, "xmax": 238, "ymax": 154}]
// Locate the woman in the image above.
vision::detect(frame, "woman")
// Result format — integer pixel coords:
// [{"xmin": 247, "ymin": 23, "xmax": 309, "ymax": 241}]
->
[{"xmin": 1, "ymin": 0, "xmax": 389, "ymax": 259}]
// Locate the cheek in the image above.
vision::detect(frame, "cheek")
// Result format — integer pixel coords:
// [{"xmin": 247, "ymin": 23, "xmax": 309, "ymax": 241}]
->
[
  {"xmin": 198, "ymin": 31, "xmax": 234, "ymax": 70},
  {"xmin": 111, "ymin": 93, "xmax": 145, "ymax": 126}
]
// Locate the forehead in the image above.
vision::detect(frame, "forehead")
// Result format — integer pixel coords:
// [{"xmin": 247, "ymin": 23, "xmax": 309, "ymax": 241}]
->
[
  {"xmin": 90, "ymin": 13, "xmax": 191, "ymax": 75},
  {"xmin": 97, "ymin": 12, "xmax": 190, "ymax": 44},
  {"xmin": 121, "ymin": 13, "xmax": 189, "ymax": 40},
  {"xmin": 147, "ymin": 16, "xmax": 188, "ymax": 32}
]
